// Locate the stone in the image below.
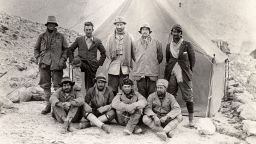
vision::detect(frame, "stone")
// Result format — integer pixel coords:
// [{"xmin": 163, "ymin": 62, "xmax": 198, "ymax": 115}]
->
[
  {"xmin": 246, "ymin": 136, "xmax": 256, "ymax": 144},
  {"xmin": 234, "ymin": 93, "xmax": 252, "ymax": 104},
  {"xmin": 0, "ymin": 96, "xmax": 14, "ymax": 108},
  {"xmin": 231, "ymin": 101, "xmax": 242, "ymax": 110},
  {"xmin": 237, "ymin": 103, "xmax": 256, "ymax": 121},
  {"xmin": 196, "ymin": 118, "xmax": 216, "ymax": 135},
  {"xmin": 243, "ymin": 120, "xmax": 256, "ymax": 136}
]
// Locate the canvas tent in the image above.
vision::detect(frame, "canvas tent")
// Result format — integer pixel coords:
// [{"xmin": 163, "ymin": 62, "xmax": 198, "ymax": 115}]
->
[{"xmin": 81, "ymin": 0, "xmax": 228, "ymax": 117}]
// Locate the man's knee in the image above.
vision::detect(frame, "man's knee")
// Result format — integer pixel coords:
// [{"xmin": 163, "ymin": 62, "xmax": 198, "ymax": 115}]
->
[{"xmin": 105, "ymin": 109, "xmax": 116, "ymax": 121}]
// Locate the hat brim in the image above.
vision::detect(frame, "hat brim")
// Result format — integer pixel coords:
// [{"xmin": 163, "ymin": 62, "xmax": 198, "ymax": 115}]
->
[
  {"xmin": 45, "ymin": 22, "xmax": 58, "ymax": 26},
  {"xmin": 138, "ymin": 30, "xmax": 152, "ymax": 34},
  {"xmin": 113, "ymin": 22, "xmax": 126, "ymax": 25},
  {"xmin": 59, "ymin": 81, "xmax": 75, "ymax": 86}
]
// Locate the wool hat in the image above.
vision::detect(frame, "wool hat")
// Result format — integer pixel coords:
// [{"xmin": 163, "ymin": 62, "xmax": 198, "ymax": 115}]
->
[
  {"xmin": 60, "ymin": 76, "xmax": 75, "ymax": 86},
  {"xmin": 156, "ymin": 79, "xmax": 169, "ymax": 88},
  {"xmin": 95, "ymin": 73, "xmax": 107, "ymax": 83},
  {"xmin": 113, "ymin": 16, "xmax": 127, "ymax": 25},
  {"xmin": 171, "ymin": 24, "xmax": 182, "ymax": 33},
  {"xmin": 45, "ymin": 16, "xmax": 58, "ymax": 26},
  {"xmin": 139, "ymin": 23, "xmax": 152, "ymax": 34},
  {"xmin": 122, "ymin": 78, "xmax": 134, "ymax": 86}
]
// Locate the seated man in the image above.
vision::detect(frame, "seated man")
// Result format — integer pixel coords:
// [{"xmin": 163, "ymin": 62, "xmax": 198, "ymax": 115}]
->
[
  {"xmin": 112, "ymin": 78, "xmax": 147, "ymax": 135},
  {"xmin": 50, "ymin": 76, "xmax": 84, "ymax": 133},
  {"xmin": 143, "ymin": 79, "xmax": 183, "ymax": 141},
  {"xmin": 80, "ymin": 73, "xmax": 114, "ymax": 134}
]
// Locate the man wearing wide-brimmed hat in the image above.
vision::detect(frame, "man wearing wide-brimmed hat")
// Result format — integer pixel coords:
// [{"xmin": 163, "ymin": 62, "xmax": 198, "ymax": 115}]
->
[
  {"xmin": 143, "ymin": 79, "xmax": 182, "ymax": 141},
  {"xmin": 106, "ymin": 16, "xmax": 135, "ymax": 96},
  {"xmin": 79, "ymin": 73, "xmax": 114, "ymax": 133},
  {"xmin": 133, "ymin": 23, "xmax": 163, "ymax": 98},
  {"xmin": 69, "ymin": 21, "xmax": 106, "ymax": 91},
  {"xmin": 50, "ymin": 76, "xmax": 84, "ymax": 133},
  {"xmin": 34, "ymin": 16, "xmax": 68, "ymax": 115},
  {"xmin": 164, "ymin": 24, "xmax": 196, "ymax": 127}
]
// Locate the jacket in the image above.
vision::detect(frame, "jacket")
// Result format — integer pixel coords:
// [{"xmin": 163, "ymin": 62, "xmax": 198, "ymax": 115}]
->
[
  {"xmin": 50, "ymin": 85, "xmax": 84, "ymax": 107},
  {"xmin": 34, "ymin": 29, "xmax": 68, "ymax": 70},
  {"xmin": 164, "ymin": 40, "xmax": 195, "ymax": 81},
  {"xmin": 144, "ymin": 92, "xmax": 181, "ymax": 119}
]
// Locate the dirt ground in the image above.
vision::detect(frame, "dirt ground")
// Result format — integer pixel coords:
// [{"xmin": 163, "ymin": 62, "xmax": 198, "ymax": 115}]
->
[{"xmin": 0, "ymin": 102, "xmax": 244, "ymax": 144}]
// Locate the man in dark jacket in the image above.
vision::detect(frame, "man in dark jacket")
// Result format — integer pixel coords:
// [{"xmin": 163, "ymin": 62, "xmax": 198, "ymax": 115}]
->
[
  {"xmin": 34, "ymin": 16, "xmax": 68, "ymax": 114},
  {"xmin": 112, "ymin": 78, "xmax": 147, "ymax": 135},
  {"xmin": 80, "ymin": 73, "xmax": 114, "ymax": 133},
  {"xmin": 69, "ymin": 22, "xmax": 106, "ymax": 91},
  {"xmin": 50, "ymin": 77, "xmax": 84, "ymax": 133},
  {"xmin": 164, "ymin": 24, "xmax": 196, "ymax": 127}
]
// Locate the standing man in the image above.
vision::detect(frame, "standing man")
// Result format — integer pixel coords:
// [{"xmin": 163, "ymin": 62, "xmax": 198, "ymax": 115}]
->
[
  {"xmin": 133, "ymin": 23, "xmax": 163, "ymax": 98},
  {"xmin": 50, "ymin": 77, "xmax": 84, "ymax": 133},
  {"xmin": 69, "ymin": 22, "xmax": 106, "ymax": 91},
  {"xmin": 80, "ymin": 73, "xmax": 115, "ymax": 133},
  {"xmin": 143, "ymin": 79, "xmax": 183, "ymax": 141},
  {"xmin": 164, "ymin": 24, "xmax": 195, "ymax": 127},
  {"xmin": 112, "ymin": 78, "xmax": 147, "ymax": 135},
  {"xmin": 34, "ymin": 16, "xmax": 68, "ymax": 114},
  {"xmin": 106, "ymin": 16, "xmax": 135, "ymax": 96}
]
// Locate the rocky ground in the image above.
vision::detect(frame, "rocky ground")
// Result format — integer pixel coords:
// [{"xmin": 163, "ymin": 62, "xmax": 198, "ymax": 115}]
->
[{"xmin": 0, "ymin": 12, "xmax": 256, "ymax": 144}]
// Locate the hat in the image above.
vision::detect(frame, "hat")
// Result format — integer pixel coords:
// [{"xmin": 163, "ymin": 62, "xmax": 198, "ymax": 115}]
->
[
  {"xmin": 72, "ymin": 57, "xmax": 81, "ymax": 67},
  {"xmin": 156, "ymin": 79, "xmax": 169, "ymax": 88},
  {"xmin": 95, "ymin": 73, "xmax": 107, "ymax": 83},
  {"xmin": 45, "ymin": 16, "xmax": 58, "ymax": 26},
  {"xmin": 113, "ymin": 16, "xmax": 127, "ymax": 25},
  {"xmin": 171, "ymin": 24, "xmax": 182, "ymax": 33},
  {"xmin": 60, "ymin": 76, "xmax": 75, "ymax": 86},
  {"xmin": 122, "ymin": 78, "xmax": 134, "ymax": 86},
  {"xmin": 139, "ymin": 23, "xmax": 152, "ymax": 34}
]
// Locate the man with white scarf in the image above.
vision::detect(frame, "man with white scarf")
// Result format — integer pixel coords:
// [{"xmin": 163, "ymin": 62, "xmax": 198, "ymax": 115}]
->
[{"xmin": 164, "ymin": 24, "xmax": 196, "ymax": 127}]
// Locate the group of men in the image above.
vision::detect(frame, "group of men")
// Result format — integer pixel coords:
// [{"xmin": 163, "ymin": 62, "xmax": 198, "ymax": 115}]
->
[{"xmin": 34, "ymin": 15, "xmax": 195, "ymax": 141}]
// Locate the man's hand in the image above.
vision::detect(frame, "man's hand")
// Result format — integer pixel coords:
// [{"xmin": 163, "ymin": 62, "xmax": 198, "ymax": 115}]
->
[
  {"xmin": 62, "ymin": 102, "xmax": 71, "ymax": 110},
  {"xmin": 97, "ymin": 105, "xmax": 111, "ymax": 114},
  {"xmin": 56, "ymin": 102, "xmax": 63, "ymax": 108},
  {"xmin": 160, "ymin": 116, "xmax": 169, "ymax": 123},
  {"xmin": 126, "ymin": 104, "xmax": 136, "ymax": 113},
  {"xmin": 152, "ymin": 115, "xmax": 161, "ymax": 126}
]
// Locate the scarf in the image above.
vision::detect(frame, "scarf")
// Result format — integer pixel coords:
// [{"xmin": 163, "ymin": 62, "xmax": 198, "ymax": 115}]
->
[
  {"xmin": 94, "ymin": 85, "xmax": 107, "ymax": 107},
  {"xmin": 170, "ymin": 38, "xmax": 183, "ymax": 83}
]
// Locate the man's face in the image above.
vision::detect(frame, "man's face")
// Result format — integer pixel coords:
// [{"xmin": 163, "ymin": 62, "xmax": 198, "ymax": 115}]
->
[
  {"xmin": 84, "ymin": 25, "xmax": 94, "ymax": 38},
  {"xmin": 171, "ymin": 29, "xmax": 182, "ymax": 40},
  {"xmin": 62, "ymin": 83, "xmax": 72, "ymax": 93},
  {"xmin": 156, "ymin": 85, "xmax": 166, "ymax": 96},
  {"xmin": 122, "ymin": 84, "xmax": 132, "ymax": 95},
  {"xmin": 141, "ymin": 27, "xmax": 150, "ymax": 37},
  {"xmin": 47, "ymin": 23, "xmax": 57, "ymax": 31},
  {"xmin": 115, "ymin": 23, "xmax": 125, "ymax": 32},
  {"xmin": 96, "ymin": 80, "xmax": 106, "ymax": 91}
]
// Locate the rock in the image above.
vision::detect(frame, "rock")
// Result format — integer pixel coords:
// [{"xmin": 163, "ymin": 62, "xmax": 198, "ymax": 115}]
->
[
  {"xmin": 25, "ymin": 68, "xmax": 38, "ymax": 79},
  {"xmin": 0, "ymin": 96, "xmax": 14, "ymax": 108},
  {"xmin": 237, "ymin": 103, "xmax": 256, "ymax": 121},
  {"xmin": 246, "ymin": 136, "xmax": 256, "ymax": 144},
  {"xmin": 243, "ymin": 120, "xmax": 256, "ymax": 136},
  {"xmin": 196, "ymin": 118, "xmax": 216, "ymax": 135},
  {"xmin": 234, "ymin": 93, "xmax": 253, "ymax": 104},
  {"xmin": 231, "ymin": 101, "xmax": 242, "ymax": 110},
  {"xmin": 16, "ymin": 63, "xmax": 27, "ymax": 71},
  {"xmin": 6, "ymin": 87, "xmax": 33, "ymax": 103}
]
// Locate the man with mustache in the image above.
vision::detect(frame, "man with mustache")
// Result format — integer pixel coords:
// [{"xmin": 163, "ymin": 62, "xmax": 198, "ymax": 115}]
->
[
  {"xmin": 106, "ymin": 16, "xmax": 135, "ymax": 96},
  {"xmin": 143, "ymin": 79, "xmax": 182, "ymax": 141},
  {"xmin": 133, "ymin": 23, "xmax": 163, "ymax": 98}
]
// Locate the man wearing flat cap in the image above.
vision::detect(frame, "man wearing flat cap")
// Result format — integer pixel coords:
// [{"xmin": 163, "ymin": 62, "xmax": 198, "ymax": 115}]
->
[
  {"xmin": 112, "ymin": 78, "xmax": 147, "ymax": 135},
  {"xmin": 106, "ymin": 16, "xmax": 135, "ymax": 96},
  {"xmin": 69, "ymin": 21, "xmax": 106, "ymax": 91},
  {"xmin": 34, "ymin": 16, "xmax": 68, "ymax": 114},
  {"xmin": 50, "ymin": 76, "xmax": 84, "ymax": 133},
  {"xmin": 133, "ymin": 23, "xmax": 163, "ymax": 98},
  {"xmin": 79, "ymin": 73, "xmax": 114, "ymax": 133},
  {"xmin": 164, "ymin": 24, "xmax": 196, "ymax": 127},
  {"xmin": 143, "ymin": 79, "xmax": 182, "ymax": 141}
]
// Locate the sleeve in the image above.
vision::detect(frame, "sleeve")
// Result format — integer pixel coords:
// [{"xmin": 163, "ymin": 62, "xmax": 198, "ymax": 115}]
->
[
  {"xmin": 70, "ymin": 86, "xmax": 85, "ymax": 107},
  {"xmin": 166, "ymin": 95, "xmax": 182, "ymax": 119},
  {"xmin": 144, "ymin": 94, "xmax": 157, "ymax": 116},
  {"xmin": 60, "ymin": 35, "xmax": 68, "ymax": 61},
  {"xmin": 97, "ymin": 39, "xmax": 106, "ymax": 66},
  {"xmin": 111, "ymin": 94, "xmax": 129, "ymax": 112},
  {"xmin": 105, "ymin": 35, "xmax": 112, "ymax": 60},
  {"xmin": 133, "ymin": 92, "xmax": 147, "ymax": 109},
  {"xmin": 187, "ymin": 42, "xmax": 196, "ymax": 71},
  {"xmin": 34, "ymin": 35, "xmax": 42, "ymax": 59},
  {"xmin": 131, "ymin": 35, "xmax": 136, "ymax": 62},
  {"xmin": 156, "ymin": 41, "xmax": 163, "ymax": 64},
  {"xmin": 165, "ymin": 43, "xmax": 170, "ymax": 63},
  {"xmin": 107, "ymin": 88, "xmax": 115, "ymax": 105},
  {"xmin": 49, "ymin": 89, "xmax": 61, "ymax": 107},
  {"xmin": 68, "ymin": 38, "xmax": 79, "ymax": 62}
]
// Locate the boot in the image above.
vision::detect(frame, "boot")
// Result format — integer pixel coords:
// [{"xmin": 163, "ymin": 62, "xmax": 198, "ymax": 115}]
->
[
  {"xmin": 41, "ymin": 102, "xmax": 51, "ymax": 114},
  {"xmin": 156, "ymin": 131, "xmax": 167, "ymax": 141},
  {"xmin": 101, "ymin": 124, "xmax": 111, "ymax": 134},
  {"xmin": 186, "ymin": 102, "xmax": 195, "ymax": 127},
  {"xmin": 188, "ymin": 113, "xmax": 195, "ymax": 127},
  {"xmin": 134, "ymin": 125, "xmax": 143, "ymax": 134}
]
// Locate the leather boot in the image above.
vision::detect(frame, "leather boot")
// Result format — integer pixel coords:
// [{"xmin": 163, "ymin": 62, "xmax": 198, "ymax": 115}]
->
[
  {"xmin": 188, "ymin": 113, "xmax": 195, "ymax": 127},
  {"xmin": 41, "ymin": 89, "xmax": 51, "ymax": 114}
]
